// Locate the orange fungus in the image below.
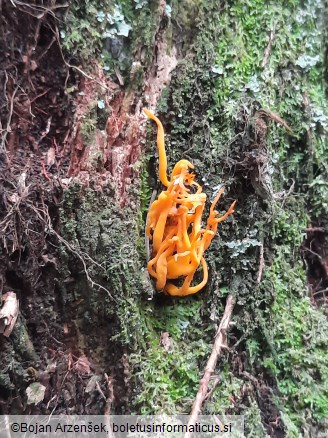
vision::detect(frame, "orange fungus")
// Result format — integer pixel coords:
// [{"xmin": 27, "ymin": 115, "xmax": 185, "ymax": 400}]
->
[{"xmin": 144, "ymin": 108, "xmax": 236, "ymax": 296}]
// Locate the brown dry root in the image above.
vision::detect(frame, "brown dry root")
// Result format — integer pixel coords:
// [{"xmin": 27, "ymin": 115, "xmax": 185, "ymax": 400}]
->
[{"xmin": 185, "ymin": 295, "xmax": 235, "ymax": 437}]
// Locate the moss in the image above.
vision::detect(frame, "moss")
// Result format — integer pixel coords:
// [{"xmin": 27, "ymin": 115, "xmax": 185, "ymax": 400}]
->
[
  {"xmin": 59, "ymin": 0, "xmax": 327, "ymax": 431},
  {"xmin": 80, "ymin": 105, "xmax": 98, "ymax": 144},
  {"xmin": 129, "ymin": 298, "xmax": 212, "ymax": 414},
  {"xmin": 59, "ymin": 178, "xmax": 160, "ymax": 357},
  {"xmin": 258, "ymin": 199, "xmax": 328, "ymax": 426},
  {"xmin": 244, "ymin": 401, "xmax": 270, "ymax": 438},
  {"xmin": 260, "ymin": 258, "xmax": 328, "ymax": 426},
  {"xmin": 11, "ymin": 318, "xmax": 38, "ymax": 362},
  {"xmin": 0, "ymin": 316, "xmax": 38, "ymax": 402},
  {"xmin": 133, "ymin": 156, "xmax": 152, "ymax": 260},
  {"xmin": 204, "ymin": 365, "xmax": 244, "ymax": 414},
  {"xmin": 62, "ymin": 0, "xmax": 158, "ymax": 83},
  {"xmin": 0, "ymin": 372, "xmax": 13, "ymax": 391},
  {"xmin": 149, "ymin": 0, "xmax": 327, "ymax": 433}
]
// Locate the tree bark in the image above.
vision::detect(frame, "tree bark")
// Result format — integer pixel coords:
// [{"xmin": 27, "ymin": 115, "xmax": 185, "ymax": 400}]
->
[{"xmin": 0, "ymin": 1, "xmax": 327, "ymax": 436}]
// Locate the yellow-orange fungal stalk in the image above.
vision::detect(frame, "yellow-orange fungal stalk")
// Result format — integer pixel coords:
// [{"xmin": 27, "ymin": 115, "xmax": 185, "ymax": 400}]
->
[{"xmin": 144, "ymin": 108, "xmax": 236, "ymax": 296}]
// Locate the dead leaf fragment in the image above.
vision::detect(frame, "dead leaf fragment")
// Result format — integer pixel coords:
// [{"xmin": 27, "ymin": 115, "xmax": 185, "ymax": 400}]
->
[
  {"xmin": 160, "ymin": 332, "xmax": 172, "ymax": 352},
  {"xmin": 0, "ymin": 292, "xmax": 19, "ymax": 337},
  {"xmin": 74, "ymin": 355, "xmax": 91, "ymax": 375},
  {"xmin": 85, "ymin": 375, "xmax": 101, "ymax": 393},
  {"xmin": 26, "ymin": 382, "xmax": 46, "ymax": 405},
  {"xmin": 46, "ymin": 147, "xmax": 56, "ymax": 167}
]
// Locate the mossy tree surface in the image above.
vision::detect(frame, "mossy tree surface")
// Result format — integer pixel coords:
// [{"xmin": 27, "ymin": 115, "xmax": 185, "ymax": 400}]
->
[
  {"xmin": 1, "ymin": 0, "xmax": 327, "ymax": 436},
  {"xmin": 59, "ymin": 0, "xmax": 328, "ymax": 436},
  {"xmin": 59, "ymin": 0, "xmax": 328, "ymax": 434}
]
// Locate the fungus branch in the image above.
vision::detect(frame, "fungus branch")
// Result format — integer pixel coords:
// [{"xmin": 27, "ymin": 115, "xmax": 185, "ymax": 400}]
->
[{"xmin": 185, "ymin": 295, "xmax": 235, "ymax": 438}]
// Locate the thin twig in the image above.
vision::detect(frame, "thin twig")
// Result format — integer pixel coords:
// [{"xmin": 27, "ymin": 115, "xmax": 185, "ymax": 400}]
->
[
  {"xmin": 104, "ymin": 373, "xmax": 115, "ymax": 438},
  {"xmin": 50, "ymin": 24, "xmax": 113, "ymax": 91},
  {"xmin": 312, "ymin": 288, "xmax": 328, "ymax": 297},
  {"xmin": 204, "ymin": 376, "xmax": 220, "ymax": 401},
  {"xmin": 261, "ymin": 27, "xmax": 276, "ymax": 68},
  {"xmin": 256, "ymin": 243, "xmax": 264, "ymax": 284},
  {"xmin": 37, "ymin": 36, "xmax": 56, "ymax": 61},
  {"xmin": 29, "ymin": 203, "xmax": 115, "ymax": 301},
  {"xmin": 54, "ymin": 232, "xmax": 116, "ymax": 301},
  {"xmin": 304, "ymin": 247, "xmax": 322, "ymax": 260},
  {"xmin": 1, "ymin": 78, "xmax": 18, "ymax": 156},
  {"xmin": 9, "ymin": 1, "xmax": 68, "ymax": 19},
  {"xmin": 304, "ymin": 227, "xmax": 328, "ymax": 233},
  {"xmin": 96, "ymin": 381, "xmax": 107, "ymax": 402},
  {"xmin": 11, "ymin": 1, "xmax": 68, "ymax": 10},
  {"xmin": 185, "ymin": 295, "xmax": 235, "ymax": 438},
  {"xmin": 257, "ymin": 109, "xmax": 292, "ymax": 133}
]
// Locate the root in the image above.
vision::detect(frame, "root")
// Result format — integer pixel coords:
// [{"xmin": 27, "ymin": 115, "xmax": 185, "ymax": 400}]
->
[
  {"xmin": 0, "ymin": 73, "xmax": 18, "ymax": 159},
  {"xmin": 104, "ymin": 373, "xmax": 115, "ymax": 438},
  {"xmin": 32, "ymin": 204, "xmax": 116, "ymax": 302},
  {"xmin": 185, "ymin": 295, "xmax": 235, "ymax": 438},
  {"xmin": 256, "ymin": 242, "xmax": 265, "ymax": 284},
  {"xmin": 261, "ymin": 28, "xmax": 276, "ymax": 68},
  {"xmin": 0, "ymin": 178, "xmax": 114, "ymax": 301}
]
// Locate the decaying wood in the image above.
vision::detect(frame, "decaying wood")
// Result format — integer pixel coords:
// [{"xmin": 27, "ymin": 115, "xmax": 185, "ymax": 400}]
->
[
  {"xmin": 256, "ymin": 109, "xmax": 293, "ymax": 133},
  {"xmin": 185, "ymin": 295, "xmax": 235, "ymax": 438},
  {"xmin": 0, "ymin": 291, "xmax": 19, "ymax": 337}
]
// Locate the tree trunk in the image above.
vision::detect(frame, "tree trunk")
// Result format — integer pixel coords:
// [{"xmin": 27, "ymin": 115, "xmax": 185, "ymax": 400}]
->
[{"xmin": 0, "ymin": 0, "xmax": 327, "ymax": 436}]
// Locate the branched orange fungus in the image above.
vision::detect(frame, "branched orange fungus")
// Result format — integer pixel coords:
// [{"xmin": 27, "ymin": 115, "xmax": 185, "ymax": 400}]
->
[{"xmin": 144, "ymin": 108, "xmax": 236, "ymax": 296}]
